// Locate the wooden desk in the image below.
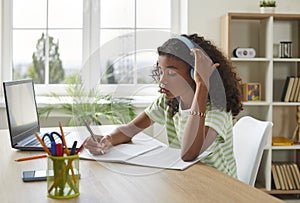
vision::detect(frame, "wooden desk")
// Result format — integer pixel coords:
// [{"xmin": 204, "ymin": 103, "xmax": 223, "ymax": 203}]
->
[{"xmin": 0, "ymin": 127, "xmax": 282, "ymax": 202}]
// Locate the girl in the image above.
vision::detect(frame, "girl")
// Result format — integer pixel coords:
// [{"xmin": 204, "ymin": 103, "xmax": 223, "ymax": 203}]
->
[{"xmin": 85, "ymin": 33, "xmax": 243, "ymax": 177}]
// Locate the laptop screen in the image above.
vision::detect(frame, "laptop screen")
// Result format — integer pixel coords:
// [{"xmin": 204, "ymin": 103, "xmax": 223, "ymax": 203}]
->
[{"xmin": 3, "ymin": 79, "xmax": 40, "ymax": 145}]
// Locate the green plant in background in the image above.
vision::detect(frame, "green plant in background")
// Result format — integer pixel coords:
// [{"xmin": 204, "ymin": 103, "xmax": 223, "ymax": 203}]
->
[
  {"xmin": 259, "ymin": 0, "xmax": 276, "ymax": 7},
  {"xmin": 27, "ymin": 33, "xmax": 65, "ymax": 84},
  {"xmin": 39, "ymin": 76, "xmax": 136, "ymax": 126}
]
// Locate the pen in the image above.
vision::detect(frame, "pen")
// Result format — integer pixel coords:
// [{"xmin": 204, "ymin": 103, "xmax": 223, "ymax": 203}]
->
[
  {"xmin": 82, "ymin": 120, "xmax": 105, "ymax": 154},
  {"xmin": 59, "ymin": 122, "xmax": 70, "ymax": 155},
  {"xmin": 82, "ymin": 119, "xmax": 98, "ymax": 142},
  {"xmin": 15, "ymin": 154, "xmax": 47, "ymax": 162},
  {"xmin": 70, "ymin": 141, "xmax": 77, "ymax": 155},
  {"xmin": 35, "ymin": 133, "xmax": 51, "ymax": 155}
]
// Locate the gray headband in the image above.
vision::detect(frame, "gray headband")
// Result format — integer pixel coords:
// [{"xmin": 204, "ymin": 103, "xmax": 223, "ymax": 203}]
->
[{"xmin": 157, "ymin": 36, "xmax": 195, "ymax": 68}]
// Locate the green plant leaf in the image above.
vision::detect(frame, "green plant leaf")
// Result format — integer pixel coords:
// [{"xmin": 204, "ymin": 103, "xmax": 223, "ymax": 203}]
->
[{"xmin": 39, "ymin": 82, "xmax": 136, "ymax": 126}]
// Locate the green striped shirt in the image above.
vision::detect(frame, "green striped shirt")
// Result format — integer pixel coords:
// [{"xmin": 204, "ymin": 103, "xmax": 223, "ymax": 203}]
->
[{"xmin": 144, "ymin": 95, "xmax": 237, "ymax": 177}]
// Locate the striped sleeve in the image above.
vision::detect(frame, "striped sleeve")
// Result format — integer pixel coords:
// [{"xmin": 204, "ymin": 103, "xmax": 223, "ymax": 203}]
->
[
  {"xmin": 144, "ymin": 95, "xmax": 167, "ymax": 125},
  {"xmin": 202, "ymin": 109, "xmax": 237, "ymax": 177},
  {"xmin": 205, "ymin": 109, "xmax": 229, "ymax": 142}
]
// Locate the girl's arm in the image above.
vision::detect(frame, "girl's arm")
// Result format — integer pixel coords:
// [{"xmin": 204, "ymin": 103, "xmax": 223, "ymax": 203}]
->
[
  {"xmin": 85, "ymin": 112, "xmax": 153, "ymax": 155},
  {"xmin": 181, "ymin": 48, "xmax": 218, "ymax": 161},
  {"xmin": 181, "ymin": 84, "xmax": 217, "ymax": 161},
  {"xmin": 109, "ymin": 112, "xmax": 153, "ymax": 145}
]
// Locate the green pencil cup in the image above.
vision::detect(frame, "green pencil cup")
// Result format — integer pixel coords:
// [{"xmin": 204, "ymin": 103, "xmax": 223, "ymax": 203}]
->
[{"xmin": 47, "ymin": 155, "xmax": 80, "ymax": 199}]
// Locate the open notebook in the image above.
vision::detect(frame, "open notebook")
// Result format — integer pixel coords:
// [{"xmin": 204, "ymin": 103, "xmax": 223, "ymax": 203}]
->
[{"xmin": 79, "ymin": 133, "xmax": 212, "ymax": 170}]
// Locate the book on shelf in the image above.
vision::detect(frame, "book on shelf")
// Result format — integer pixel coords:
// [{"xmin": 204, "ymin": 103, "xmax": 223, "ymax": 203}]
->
[
  {"xmin": 279, "ymin": 164, "xmax": 289, "ymax": 190},
  {"xmin": 283, "ymin": 163, "xmax": 295, "ymax": 190},
  {"xmin": 289, "ymin": 163, "xmax": 300, "ymax": 190},
  {"xmin": 297, "ymin": 83, "xmax": 300, "ymax": 102},
  {"xmin": 275, "ymin": 163, "xmax": 286, "ymax": 190},
  {"xmin": 293, "ymin": 77, "xmax": 300, "ymax": 102},
  {"xmin": 271, "ymin": 162, "xmax": 300, "ymax": 190},
  {"xmin": 281, "ymin": 76, "xmax": 289, "ymax": 102},
  {"xmin": 280, "ymin": 76, "xmax": 300, "ymax": 102},
  {"xmin": 272, "ymin": 136, "xmax": 293, "ymax": 146},
  {"xmin": 281, "ymin": 76, "xmax": 295, "ymax": 102},
  {"xmin": 271, "ymin": 164, "xmax": 281, "ymax": 190},
  {"xmin": 289, "ymin": 77, "xmax": 299, "ymax": 102},
  {"xmin": 286, "ymin": 163, "xmax": 296, "ymax": 189},
  {"xmin": 292, "ymin": 163, "xmax": 300, "ymax": 190}
]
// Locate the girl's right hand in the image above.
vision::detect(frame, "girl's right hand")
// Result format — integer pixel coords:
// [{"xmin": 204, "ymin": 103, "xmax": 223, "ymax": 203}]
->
[{"xmin": 99, "ymin": 135, "xmax": 113, "ymax": 154}]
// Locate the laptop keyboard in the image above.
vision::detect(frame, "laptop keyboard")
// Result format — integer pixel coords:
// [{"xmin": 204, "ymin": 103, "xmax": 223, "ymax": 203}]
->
[
  {"xmin": 28, "ymin": 133, "xmax": 68, "ymax": 147},
  {"xmin": 27, "ymin": 139, "xmax": 41, "ymax": 146}
]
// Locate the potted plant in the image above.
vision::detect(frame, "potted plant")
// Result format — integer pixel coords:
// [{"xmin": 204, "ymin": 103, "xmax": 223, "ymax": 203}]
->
[
  {"xmin": 259, "ymin": 0, "xmax": 276, "ymax": 13},
  {"xmin": 39, "ymin": 76, "xmax": 136, "ymax": 126}
]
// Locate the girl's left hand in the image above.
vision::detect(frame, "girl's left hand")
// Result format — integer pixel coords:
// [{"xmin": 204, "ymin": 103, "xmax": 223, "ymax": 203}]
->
[{"xmin": 191, "ymin": 48, "xmax": 219, "ymax": 90}]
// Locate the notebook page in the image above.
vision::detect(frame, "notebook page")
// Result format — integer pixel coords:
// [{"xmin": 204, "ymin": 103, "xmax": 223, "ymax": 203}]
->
[{"xmin": 126, "ymin": 147, "xmax": 212, "ymax": 170}]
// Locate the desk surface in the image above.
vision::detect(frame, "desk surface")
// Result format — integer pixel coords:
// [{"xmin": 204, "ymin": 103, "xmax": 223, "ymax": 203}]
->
[{"xmin": 0, "ymin": 126, "xmax": 282, "ymax": 203}]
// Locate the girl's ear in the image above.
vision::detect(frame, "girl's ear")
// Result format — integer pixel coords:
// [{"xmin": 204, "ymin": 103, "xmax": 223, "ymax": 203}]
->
[{"xmin": 213, "ymin": 63, "xmax": 220, "ymax": 69}]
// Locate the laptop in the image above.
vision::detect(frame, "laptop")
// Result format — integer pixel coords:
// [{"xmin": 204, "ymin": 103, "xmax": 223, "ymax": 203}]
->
[{"xmin": 3, "ymin": 79, "xmax": 83, "ymax": 151}]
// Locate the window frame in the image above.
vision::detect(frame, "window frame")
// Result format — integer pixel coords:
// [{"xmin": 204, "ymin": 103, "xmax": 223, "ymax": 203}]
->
[{"xmin": 1, "ymin": 0, "xmax": 181, "ymax": 97}]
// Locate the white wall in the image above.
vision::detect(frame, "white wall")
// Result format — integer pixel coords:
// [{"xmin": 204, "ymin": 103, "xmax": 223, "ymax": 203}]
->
[
  {"xmin": 187, "ymin": 0, "xmax": 300, "ymax": 47},
  {"xmin": 0, "ymin": 0, "xmax": 2, "ymax": 82}
]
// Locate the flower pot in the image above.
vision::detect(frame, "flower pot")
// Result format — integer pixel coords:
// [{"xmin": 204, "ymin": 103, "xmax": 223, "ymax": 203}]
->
[{"xmin": 260, "ymin": 7, "xmax": 276, "ymax": 13}]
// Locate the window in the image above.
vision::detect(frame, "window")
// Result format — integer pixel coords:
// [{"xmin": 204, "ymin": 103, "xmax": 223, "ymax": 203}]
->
[
  {"xmin": 98, "ymin": 0, "xmax": 172, "ymax": 84},
  {"xmin": 2, "ymin": 0, "xmax": 179, "ymax": 95},
  {"xmin": 12, "ymin": 0, "xmax": 82, "ymax": 85}
]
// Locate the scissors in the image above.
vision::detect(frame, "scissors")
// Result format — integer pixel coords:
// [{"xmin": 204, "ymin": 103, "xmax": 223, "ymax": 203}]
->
[{"xmin": 42, "ymin": 132, "xmax": 64, "ymax": 156}]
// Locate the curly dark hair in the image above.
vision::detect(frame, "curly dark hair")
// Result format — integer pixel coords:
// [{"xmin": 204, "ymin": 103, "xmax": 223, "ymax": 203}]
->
[{"xmin": 152, "ymin": 33, "xmax": 243, "ymax": 117}]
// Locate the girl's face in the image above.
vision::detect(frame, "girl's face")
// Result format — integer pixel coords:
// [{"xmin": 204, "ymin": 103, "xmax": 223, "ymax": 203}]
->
[{"xmin": 158, "ymin": 55, "xmax": 195, "ymax": 99}]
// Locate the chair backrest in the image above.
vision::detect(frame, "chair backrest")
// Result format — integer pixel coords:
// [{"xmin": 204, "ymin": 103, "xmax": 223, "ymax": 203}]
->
[{"xmin": 233, "ymin": 116, "xmax": 273, "ymax": 186}]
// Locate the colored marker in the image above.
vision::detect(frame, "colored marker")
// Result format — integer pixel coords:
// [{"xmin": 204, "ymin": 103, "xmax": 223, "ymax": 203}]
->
[
  {"xmin": 50, "ymin": 141, "xmax": 56, "ymax": 156},
  {"xmin": 56, "ymin": 143, "xmax": 63, "ymax": 156}
]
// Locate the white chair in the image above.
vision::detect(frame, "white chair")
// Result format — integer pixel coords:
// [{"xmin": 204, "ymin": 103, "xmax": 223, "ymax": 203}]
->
[{"xmin": 233, "ymin": 116, "xmax": 273, "ymax": 186}]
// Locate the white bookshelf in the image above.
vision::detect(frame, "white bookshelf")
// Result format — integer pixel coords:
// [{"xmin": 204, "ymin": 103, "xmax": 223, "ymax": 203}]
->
[{"xmin": 221, "ymin": 13, "xmax": 300, "ymax": 194}]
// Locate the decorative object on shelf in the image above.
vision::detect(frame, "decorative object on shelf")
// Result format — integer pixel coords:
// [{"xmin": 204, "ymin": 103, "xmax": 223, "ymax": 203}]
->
[
  {"xmin": 241, "ymin": 83, "xmax": 261, "ymax": 101},
  {"xmin": 280, "ymin": 41, "xmax": 292, "ymax": 58},
  {"xmin": 292, "ymin": 106, "xmax": 300, "ymax": 144},
  {"xmin": 233, "ymin": 48, "xmax": 256, "ymax": 58},
  {"xmin": 259, "ymin": 0, "xmax": 276, "ymax": 13}
]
